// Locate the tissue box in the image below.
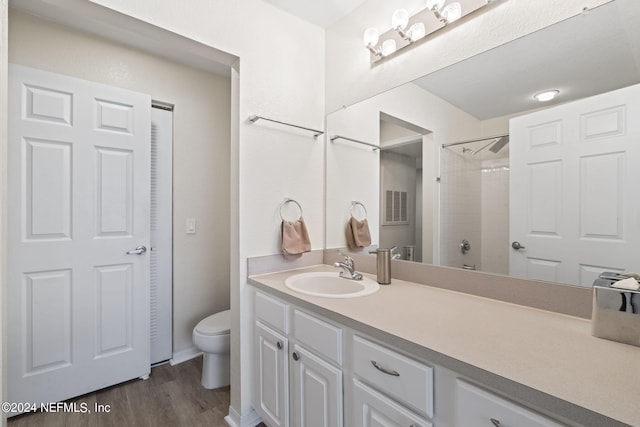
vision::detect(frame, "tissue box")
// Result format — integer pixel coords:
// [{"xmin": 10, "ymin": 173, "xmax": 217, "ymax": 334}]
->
[{"xmin": 592, "ymin": 285, "xmax": 640, "ymax": 347}]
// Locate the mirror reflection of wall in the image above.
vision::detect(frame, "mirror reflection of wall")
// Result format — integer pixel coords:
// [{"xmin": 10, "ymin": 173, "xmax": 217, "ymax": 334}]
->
[
  {"xmin": 326, "ymin": 82, "xmax": 483, "ymax": 263},
  {"xmin": 379, "ymin": 116, "xmax": 426, "ymax": 263}
]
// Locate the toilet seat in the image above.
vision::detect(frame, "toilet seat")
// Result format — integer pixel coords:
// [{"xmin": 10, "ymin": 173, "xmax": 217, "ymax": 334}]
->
[{"xmin": 195, "ymin": 309, "xmax": 230, "ymax": 336}]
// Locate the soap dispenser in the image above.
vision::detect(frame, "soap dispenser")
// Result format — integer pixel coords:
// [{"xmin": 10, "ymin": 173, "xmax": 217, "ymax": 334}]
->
[{"xmin": 369, "ymin": 247, "xmax": 394, "ymax": 285}]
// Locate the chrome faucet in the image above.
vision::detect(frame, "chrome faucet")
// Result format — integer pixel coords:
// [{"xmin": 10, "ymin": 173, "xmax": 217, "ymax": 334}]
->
[{"xmin": 334, "ymin": 252, "xmax": 363, "ymax": 281}]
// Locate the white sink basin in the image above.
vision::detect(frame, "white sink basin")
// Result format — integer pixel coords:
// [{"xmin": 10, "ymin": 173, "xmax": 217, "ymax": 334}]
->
[{"xmin": 284, "ymin": 272, "xmax": 380, "ymax": 298}]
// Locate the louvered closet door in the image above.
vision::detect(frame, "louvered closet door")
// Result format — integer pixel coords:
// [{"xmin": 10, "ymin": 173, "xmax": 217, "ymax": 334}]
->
[
  {"xmin": 7, "ymin": 64, "xmax": 151, "ymax": 409},
  {"xmin": 150, "ymin": 106, "xmax": 173, "ymax": 364},
  {"xmin": 509, "ymin": 83, "xmax": 640, "ymax": 286}
]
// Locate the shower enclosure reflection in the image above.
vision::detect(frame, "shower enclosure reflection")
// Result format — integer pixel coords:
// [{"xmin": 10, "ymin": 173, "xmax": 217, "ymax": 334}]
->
[{"xmin": 439, "ymin": 136, "xmax": 509, "ymax": 274}]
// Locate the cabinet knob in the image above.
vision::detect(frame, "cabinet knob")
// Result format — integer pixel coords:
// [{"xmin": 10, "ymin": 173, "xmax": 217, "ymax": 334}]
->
[
  {"xmin": 276, "ymin": 341, "xmax": 283, "ymax": 350},
  {"xmin": 292, "ymin": 351, "xmax": 300, "ymax": 361},
  {"xmin": 490, "ymin": 418, "xmax": 501, "ymax": 427}
]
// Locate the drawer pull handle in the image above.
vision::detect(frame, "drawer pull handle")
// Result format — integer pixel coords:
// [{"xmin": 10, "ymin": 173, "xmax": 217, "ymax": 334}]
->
[
  {"xmin": 490, "ymin": 418, "xmax": 501, "ymax": 427},
  {"xmin": 276, "ymin": 341, "xmax": 283, "ymax": 350},
  {"xmin": 292, "ymin": 351, "xmax": 300, "ymax": 361},
  {"xmin": 371, "ymin": 360, "xmax": 400, "ymax": 376}
]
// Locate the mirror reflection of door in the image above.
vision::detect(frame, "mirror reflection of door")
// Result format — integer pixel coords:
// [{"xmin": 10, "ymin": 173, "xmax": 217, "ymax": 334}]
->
[
  {"xmin": 379, "ymin": 113, "xmax": 431, "ymax": 263},
  {"xmin": 510, "ymin": 83, "xmax": 640, "ymax": 286}
]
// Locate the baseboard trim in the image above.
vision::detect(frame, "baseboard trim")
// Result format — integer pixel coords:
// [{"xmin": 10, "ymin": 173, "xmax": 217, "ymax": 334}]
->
[
  {"xmin": 170, "ymin": 346, "xmax": 202, "ymax": 365},
  {"xmin": 225, "ymin": 406, "xmax": 262, "ymax": 427}
]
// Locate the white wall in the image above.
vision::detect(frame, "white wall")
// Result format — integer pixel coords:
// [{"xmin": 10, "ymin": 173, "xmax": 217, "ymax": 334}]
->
[
  {"xmin": 8, "ymin": 9, "xmax": 232, "ymax": 356},
  {"xmin": 325, "ymin": 0, "xmax": 611, "ymax": 112}
]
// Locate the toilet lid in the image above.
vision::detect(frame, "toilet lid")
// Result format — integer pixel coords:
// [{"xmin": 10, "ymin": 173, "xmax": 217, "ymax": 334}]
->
[{"xmin": 195, "ymin": 309, "xmax": 231, "ymax": 336}]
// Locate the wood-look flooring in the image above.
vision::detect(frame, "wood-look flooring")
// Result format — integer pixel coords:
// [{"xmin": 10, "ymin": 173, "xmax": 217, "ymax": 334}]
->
[{"xmin": 8, "ymin": 356, "xmax": 234, "ymax": 427}]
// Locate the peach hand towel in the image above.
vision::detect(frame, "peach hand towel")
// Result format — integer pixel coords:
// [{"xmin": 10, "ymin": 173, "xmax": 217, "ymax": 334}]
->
[
  {"xmin": 350, "ymin": 217, "xmax": 371, "ymax": 248},
  {"xmin": 281, "ymin": 218, "xmax": 311, "ymax": 255}
]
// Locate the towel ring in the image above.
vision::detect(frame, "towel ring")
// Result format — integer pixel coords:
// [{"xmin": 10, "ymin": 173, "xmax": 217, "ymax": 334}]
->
[
  {"xmin": 280, "ymin": 198, "xmax": 303, "ymax": 222},
  {"xmin": 350, "ymin": 201, "xmax": 367, "ymax": 220}
]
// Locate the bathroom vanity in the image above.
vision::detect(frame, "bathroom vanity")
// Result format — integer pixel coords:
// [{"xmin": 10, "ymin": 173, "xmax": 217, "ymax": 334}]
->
[{"xmin": 248, "ymin": 263, "xmax": 640, "ymax": 427}]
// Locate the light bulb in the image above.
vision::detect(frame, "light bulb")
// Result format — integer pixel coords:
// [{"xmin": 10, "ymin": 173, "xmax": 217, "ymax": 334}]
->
[
  {"xmin": 442, "ymin": 2, "xmax": 462, "ymax": 22},
  {"xmin": 391, "ymin": 9, "xmax": 409, "ymax": 31},
  {"xmin": 381, "ymin": 39, "xmax": 397, "ymax": 57},
  {"xmin": 534, "ymin": 90, "xmax": 559, "ymax": 102},
  {"xmin": 363, "ymin": 27, "xmax": 379, "ymax": 47},
  {"xmin": 407, "ymin": 22, "xmax": 426, "ymax": 42},
  {"xmin": 426, "ymin": 0, "xmax": 446, "ymax": 10}
]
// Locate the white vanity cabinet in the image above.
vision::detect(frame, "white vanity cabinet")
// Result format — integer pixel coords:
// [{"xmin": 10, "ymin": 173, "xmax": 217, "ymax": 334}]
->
[
  {"xmin": 455, "ymin": 380, "xmax": 564, "ymax": 427},
  {"xmin": 253, "ymin": 290, "xmax": 344, "ymax": 427},
  {"xmin": 252, "ymin": 286, "xmax": 568, "ymax": 427},
  {"xmin": 351, "ymin": 335, "xmax": 433, "ymax": 427}
]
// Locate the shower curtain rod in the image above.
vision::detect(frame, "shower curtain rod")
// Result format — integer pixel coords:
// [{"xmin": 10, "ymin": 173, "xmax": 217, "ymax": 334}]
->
[{"xmin": 441, "ymin": 133, "xmax": 509, "ymax": 149}]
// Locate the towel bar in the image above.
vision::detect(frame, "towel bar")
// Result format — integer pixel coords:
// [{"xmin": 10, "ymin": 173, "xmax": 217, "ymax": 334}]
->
[
  {"xmin": 249, "ymin": 115, "xmax": 324, "ymax": 138},
  {"xmin": 330, "ymin": 135, "xmax": 379, "ymax": 151}
]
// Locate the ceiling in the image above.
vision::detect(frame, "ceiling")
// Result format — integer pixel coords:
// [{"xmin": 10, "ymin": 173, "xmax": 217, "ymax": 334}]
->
[
  {"xmin": 413, "ymin": 0, "xmax": 640, "ymax": 120},
  {"xmin": 263, "ymin": 0, "xmax": 367, "ymax": 27}
]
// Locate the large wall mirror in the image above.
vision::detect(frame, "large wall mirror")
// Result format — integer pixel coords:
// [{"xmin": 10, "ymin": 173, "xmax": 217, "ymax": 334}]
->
[{"xmin": 326, "ymin": 0, "xmax": 640, "ymax": 288}]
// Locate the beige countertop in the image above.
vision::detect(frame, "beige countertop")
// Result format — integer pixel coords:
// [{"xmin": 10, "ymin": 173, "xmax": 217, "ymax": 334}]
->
[{"xmin": 249, "ymin": 264, "xmax": 640, "ymax": 427}]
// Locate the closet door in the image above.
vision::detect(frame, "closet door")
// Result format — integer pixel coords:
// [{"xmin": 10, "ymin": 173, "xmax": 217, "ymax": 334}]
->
[{"xmin": 150, "ymin": 105, "xmax": 173, "ymax": 364}]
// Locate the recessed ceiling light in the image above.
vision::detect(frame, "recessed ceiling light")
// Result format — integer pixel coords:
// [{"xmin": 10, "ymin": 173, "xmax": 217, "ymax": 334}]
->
[{"xmin": 534, "ymin": 90, "xmax": 559, "ymax": 102}]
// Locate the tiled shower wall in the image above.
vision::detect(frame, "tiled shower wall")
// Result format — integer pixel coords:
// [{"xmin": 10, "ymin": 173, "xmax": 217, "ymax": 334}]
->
[
  {"xmin": 481, "ymin": 160, "xmax": 510, "ymax": 275},
  {"xmin": 440, "ymin": 150, "xmax": 510, "ymax": 273},
  {"xmin": 440, "ymin": 149, "xmax": 482, "ymax": 270}
]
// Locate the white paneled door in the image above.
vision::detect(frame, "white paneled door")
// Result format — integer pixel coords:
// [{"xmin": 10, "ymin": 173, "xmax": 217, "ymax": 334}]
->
[
  {"xmin": 8, "ymin": 64, "xmax": 151, "ymax": 409},
  {"xmin": 510, "ymin": 84, "xmax": 640, "ymax": 286}
]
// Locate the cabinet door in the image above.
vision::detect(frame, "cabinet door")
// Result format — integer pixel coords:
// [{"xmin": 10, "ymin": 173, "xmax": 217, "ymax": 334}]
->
[
  {"xmin": 255, "ymin": 321, "xmax": 289, "ymax": 427},
  {"xmin": 290, "ymin": 344, "xmax": 343, "ymax": 427},
  {"xmin": 352, "ymin": 379, "xmax": 432, "ymax": 427}
]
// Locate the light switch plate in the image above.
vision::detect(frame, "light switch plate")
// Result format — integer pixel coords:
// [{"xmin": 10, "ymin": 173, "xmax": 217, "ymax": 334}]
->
[{"xmin": 186, "ymin": 218, "xmax": 196, "ymax": 234}]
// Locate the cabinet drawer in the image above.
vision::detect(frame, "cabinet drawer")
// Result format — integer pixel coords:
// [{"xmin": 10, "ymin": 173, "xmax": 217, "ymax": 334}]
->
[
  {"xmin": 456, "ymin": 380, "xmax": 564, "ymax": 427},
  {"xmin": 255, "ymin": 291, "xmax": 289, "ymax": 334},
  {"xmin": 293, "ymin": 309, "xmax": 343, "ymax": 365},
  {"xmin": 353, "ymin": 335, "xmax": 433, "ymax": 418},
  {"xmin": 353, "ymin": 379, "xmax": 432, "ymax": 427}
]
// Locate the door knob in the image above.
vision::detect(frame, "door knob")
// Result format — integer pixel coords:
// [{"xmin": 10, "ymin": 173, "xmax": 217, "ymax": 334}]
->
[
  {"xmin": 511, "ymin": 241, "xmax": 525, "ymax": 250},
  {"xmin": 126, "ymin": 245, "xmax": 147, "ymax": 255}
]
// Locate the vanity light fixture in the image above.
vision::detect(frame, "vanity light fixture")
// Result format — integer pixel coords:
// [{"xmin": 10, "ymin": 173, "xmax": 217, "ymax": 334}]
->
[
  {"xmin": 534, "ymin": 90, "xmax": 560, "ymax": 102},
  {"xmin": 364, "ymin": 0, "xmax": 496, "ymax": 63}
]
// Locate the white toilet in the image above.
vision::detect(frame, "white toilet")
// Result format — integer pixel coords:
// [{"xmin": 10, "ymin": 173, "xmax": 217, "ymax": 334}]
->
[{"xmin": 192, "ymin": 309, "xmax": 231, "ymax": 389}]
